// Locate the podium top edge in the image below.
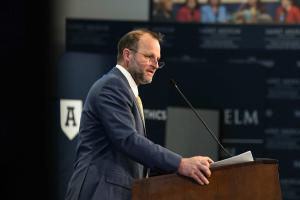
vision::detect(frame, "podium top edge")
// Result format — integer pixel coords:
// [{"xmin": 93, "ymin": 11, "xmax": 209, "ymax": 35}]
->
[
  {"xmin": 254, "ymin": 158, "xmax": 278, "ymax": 163},
  {"xmin": 133, "ymin": 159, "xmax": 279, "ymax": 184}
]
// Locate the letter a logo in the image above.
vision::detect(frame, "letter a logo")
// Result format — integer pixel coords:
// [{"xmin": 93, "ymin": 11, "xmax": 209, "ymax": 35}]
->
[{"xmin": 60, "ymin": 99, "xmax": 83, "ymax": 140}]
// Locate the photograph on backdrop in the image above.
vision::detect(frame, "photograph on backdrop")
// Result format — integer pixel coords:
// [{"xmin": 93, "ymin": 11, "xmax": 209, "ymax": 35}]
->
[{"xmin": 151, "ymin": 0, "xmax": 300, "ymax": 24}]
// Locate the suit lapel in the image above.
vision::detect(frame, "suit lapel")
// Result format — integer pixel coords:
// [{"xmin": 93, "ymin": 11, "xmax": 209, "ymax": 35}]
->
[{"xmin": 110, "ymin": 68, "xmax": 147, "ymax": 136}]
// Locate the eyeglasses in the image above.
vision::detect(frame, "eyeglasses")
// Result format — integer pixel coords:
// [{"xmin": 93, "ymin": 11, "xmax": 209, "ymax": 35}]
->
[{"xmin": 129, "ymin": 49, "xmax": 165, "ymax": 69}]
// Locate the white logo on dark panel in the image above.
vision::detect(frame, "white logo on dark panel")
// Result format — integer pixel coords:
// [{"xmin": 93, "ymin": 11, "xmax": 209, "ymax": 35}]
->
[{"xmin": 60, "ymin": 99, "xmax": 82, "ymax": 140}]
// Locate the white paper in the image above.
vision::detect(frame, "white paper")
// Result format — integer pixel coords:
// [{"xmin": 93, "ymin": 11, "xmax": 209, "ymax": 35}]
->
[{"xmin": 210, "ymin": 151, "xmax": 254, "ymax": 168}]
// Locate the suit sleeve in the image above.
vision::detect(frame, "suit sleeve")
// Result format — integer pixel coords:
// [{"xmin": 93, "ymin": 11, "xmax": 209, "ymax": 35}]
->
[{"xmin": 92, "ymin": 78, "xmax": 182, "ymax": 172}]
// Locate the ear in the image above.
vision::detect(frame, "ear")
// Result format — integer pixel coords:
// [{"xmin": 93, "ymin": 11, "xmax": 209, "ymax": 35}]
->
[{"xmin": 122, "ymin": 48, "xmax": 131, "ymax": 64}]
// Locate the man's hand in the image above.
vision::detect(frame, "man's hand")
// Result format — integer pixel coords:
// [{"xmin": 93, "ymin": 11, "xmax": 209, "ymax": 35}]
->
[{"xmin": 178, "ymin": 156, "xmax": 214, "ymax": 185}]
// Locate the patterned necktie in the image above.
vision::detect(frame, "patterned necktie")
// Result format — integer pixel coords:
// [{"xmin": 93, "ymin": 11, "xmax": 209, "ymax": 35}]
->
[
  {"xmin": 136, "ymin": 95, "xmax": 145, "ymax": 122},
  {"xmin": 136, "ymin": 96, "xmax": 149, "ymax": 178}
]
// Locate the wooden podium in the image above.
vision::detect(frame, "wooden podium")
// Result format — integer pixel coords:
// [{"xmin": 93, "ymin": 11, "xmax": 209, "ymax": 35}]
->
[{"xmin": 132, "ymin": 160, "xmax": 282, "ymax": 200}]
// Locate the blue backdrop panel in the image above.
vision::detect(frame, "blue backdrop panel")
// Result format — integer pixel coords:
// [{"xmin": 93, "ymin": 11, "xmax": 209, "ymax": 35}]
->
[
  {"xmin": 51, "ymin": 19, "xmax": 300, "ymax": 200},
  {"xmin": 52, "ymin": 51, "xmax": 300, "ymax": 200}
]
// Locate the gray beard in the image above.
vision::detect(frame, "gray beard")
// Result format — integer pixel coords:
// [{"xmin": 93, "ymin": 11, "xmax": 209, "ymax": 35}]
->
[{"xmin": 128, "ymin": 68, "xmax": 152, "ymax": 85}]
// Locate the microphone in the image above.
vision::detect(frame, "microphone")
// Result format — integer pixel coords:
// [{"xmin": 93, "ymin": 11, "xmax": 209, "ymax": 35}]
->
[{"xmin": 170, "ymin": 79, "xmax": 233, "ymax": 158}]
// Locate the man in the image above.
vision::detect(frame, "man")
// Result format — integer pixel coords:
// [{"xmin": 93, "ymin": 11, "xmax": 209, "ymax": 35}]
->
[{"xmin": 65, "ymin": 29, "xmax": 213, "ymax": 200}]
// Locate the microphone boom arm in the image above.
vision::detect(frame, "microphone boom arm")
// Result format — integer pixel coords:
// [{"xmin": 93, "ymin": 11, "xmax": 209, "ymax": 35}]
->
[{"xmin": 170, "ymin": 79, "xmax": 232, "ymax": 157}]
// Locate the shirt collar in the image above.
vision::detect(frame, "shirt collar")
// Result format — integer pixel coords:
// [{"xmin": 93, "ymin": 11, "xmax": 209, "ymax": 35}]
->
[{"xmin": 115, "ymin": 64, "xmax": 139, "ymax": 97}]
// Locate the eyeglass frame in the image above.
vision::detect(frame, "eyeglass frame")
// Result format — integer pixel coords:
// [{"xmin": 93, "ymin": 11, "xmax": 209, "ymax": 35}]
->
[{"xmin": 128, "ymin": 48, "xmax": 165, "ymax": 69}]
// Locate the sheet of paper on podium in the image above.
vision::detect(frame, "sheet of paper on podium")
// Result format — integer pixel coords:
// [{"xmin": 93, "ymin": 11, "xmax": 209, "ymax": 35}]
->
[{"xmin": 210, "ymin": 151, "xmax": 254, "ymax": 168}]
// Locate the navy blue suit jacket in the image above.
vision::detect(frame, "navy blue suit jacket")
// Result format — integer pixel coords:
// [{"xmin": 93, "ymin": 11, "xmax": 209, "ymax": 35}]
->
[{"xmin": 65, "ymin": 67, "xmax": 181, "ymax": 200}]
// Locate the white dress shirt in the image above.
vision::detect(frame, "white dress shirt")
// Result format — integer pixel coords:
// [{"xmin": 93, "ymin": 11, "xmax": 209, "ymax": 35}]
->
[{"xmin": 115, "ymin": 64, "xmax": 139, "ymax": 97}]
